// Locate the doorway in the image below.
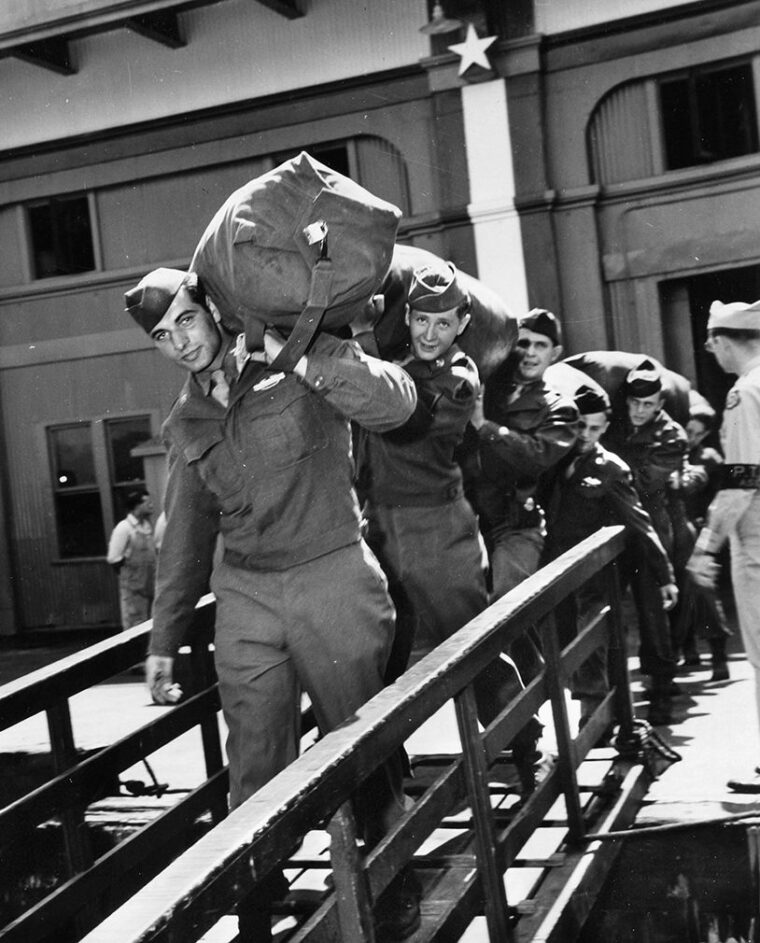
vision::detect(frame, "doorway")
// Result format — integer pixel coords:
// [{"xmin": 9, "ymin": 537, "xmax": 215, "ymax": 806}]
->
[{"xmin": 660, "ymin": 265, "xmax": 760, "ymax": 414}]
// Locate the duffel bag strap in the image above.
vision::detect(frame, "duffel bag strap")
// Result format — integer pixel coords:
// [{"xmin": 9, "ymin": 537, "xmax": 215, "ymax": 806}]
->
[{"xmin": 266, "ymin": 223, "xmax": 335, "ymax": 373}]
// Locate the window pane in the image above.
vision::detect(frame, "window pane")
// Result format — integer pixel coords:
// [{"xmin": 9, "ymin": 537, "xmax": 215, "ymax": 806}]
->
[
  {"xmin": 660, "ymin": 77, "xmax": 694, "ymax": 169},
  {"xmin": 50, "ymin": 424, "xmax": 96, "ymax": 488},
  {"xmin": 106, "ymin": 417, "xmax": 152, "ymax": 485},
  {"xmin": 28, "ymin": 193, "xmax": 95, "ymax": 279},
  {"xmin": 661, "ymin": 63, "xmax": 759, "ymax": 170},
  {"xmin": 55, "ymin": 492, "xmax": 106, "ymax": 557},
  {"xmin": 697, "ymin": 65, "xmax": 758, "ymax": 162}
]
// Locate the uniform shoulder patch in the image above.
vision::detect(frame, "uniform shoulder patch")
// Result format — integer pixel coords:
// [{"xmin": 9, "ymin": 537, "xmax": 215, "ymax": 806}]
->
[{"xmin": 725, "ymin": 389, "xmax": 741, "ymax": 409}]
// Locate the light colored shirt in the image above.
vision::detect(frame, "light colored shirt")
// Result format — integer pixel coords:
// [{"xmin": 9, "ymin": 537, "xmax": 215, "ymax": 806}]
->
[
  {"xmin": 698, "ymin": 353, "xmax": 760, "ymax": 551},
  {"xmin": 107, "ymin": 513, "xmax": 154, "ymax": 564}
]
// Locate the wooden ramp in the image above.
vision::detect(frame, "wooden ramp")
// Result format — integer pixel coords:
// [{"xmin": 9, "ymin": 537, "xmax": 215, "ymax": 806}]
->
[{"xmin": 1, "ymin": 527, "xmax": 666, "ymax": 943}]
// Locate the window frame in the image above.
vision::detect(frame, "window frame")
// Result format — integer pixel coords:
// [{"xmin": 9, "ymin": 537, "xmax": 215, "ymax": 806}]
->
[
  {"xmin": 46, "ymin": 411, "xmax": 156, "ymax": 563},
  {"xmin": 657, "ymin": 58, "xmax": 760, "ymax": 172},
  {"xmin": 23, "ymin": 190, "xmax": 102, "ymax": 283}
]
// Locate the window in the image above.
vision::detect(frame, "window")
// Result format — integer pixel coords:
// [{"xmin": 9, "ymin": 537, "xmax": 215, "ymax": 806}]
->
[
  {"xmin": 660, "ymin": 62, "xmax": 759, "ymax": 170},
  {"xmin": 49, "ymin": 416, "xmax": 152, "ymax": 559},
  {"xmin": 272, "ymin": 142, "xmax": 351, "ymax": 178},
  {"xmin": 27, "ymin": 193, "xmax": 95, "ymax": 279}
]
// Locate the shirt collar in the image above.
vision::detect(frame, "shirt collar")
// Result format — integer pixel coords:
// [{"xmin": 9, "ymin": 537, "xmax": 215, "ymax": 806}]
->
[{"xmin": 196, "ymin": 332, "xmax": 241, "ymax": 397}]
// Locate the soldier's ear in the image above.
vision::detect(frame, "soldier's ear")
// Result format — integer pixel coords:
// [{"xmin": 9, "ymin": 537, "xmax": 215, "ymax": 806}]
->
[
  {"xmin": 455, "ymin": 313, "xmax": 471, "ymax": 336},
  {"xmin": 404, "ymin": 304, "xmax": 411, "ymax": 327},
  {"xmin": 550, "ymin": 344, "xmax": 564, "ymax": 364},
  {"xmin": 207, "ymin": 297, "xmax": 222, "ymax": 325}
]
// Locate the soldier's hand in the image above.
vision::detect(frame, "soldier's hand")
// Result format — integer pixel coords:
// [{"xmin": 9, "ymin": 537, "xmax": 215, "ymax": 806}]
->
[
  {"xmin": 660, "ymin": 583, "xmax": 679, "ymax": 611},
  {"xmin": 146, "ymin": 654, "xmax": 182, "ymax": 705},
  {"xmin": 687, "ymin": 548, "xmax": 720, "ymax": 590},
  {"xmin": 471, "ymin": 391, "xmax": 486, "ymax": 429}
]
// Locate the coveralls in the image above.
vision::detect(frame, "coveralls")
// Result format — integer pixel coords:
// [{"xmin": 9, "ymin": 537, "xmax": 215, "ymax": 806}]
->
[
  {"xmin": 107, "ymin": 513, "xmax": 156, "ymax": 630},
  {"xmin": 150, "ymin": 332, "xmax": 416, "ymax": 835},
  {"xmin": 544, "ymin": 442, "xmax": 675, "ymax": 708},
  {"xmin": 465, "ymin": 360, "xmax": 579, "ymax": 683},
  {"xmin": 361, "ymin": 345, "xmax": 530, "ymax": 730}
]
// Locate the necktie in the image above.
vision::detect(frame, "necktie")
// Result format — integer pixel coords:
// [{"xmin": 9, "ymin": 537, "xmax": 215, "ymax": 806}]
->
[{"xmin": 210, "ymin": 369, "xmax": 230, "ymax": 408}]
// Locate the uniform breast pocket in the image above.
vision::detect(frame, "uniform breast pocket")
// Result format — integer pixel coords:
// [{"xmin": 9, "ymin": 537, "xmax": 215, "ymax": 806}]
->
[
  {"xmin": 183, "ymin": 431, "xmax": 246, "ymax": 501},
  {"xmin": 250, "ymin": 385, "xmax": 329, "ymax": 470}
]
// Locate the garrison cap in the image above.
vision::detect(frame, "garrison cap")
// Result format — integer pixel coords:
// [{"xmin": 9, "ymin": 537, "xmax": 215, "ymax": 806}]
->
[
  {"xmin": 707, "ymin": 299, "xmax": 760, "ymax": 331},
  {"xmin": 574, "ymin": 384, "xmax": 610, "ymax": 415},
  {"xmin": 408, "ymin": 260, "xmax": 469, "ymax": 314},
  {"xmin": 125, "ymin": 268, "xmax": 195, "ymax": 334},
  {"xmin": 518, "ymin": 308, "xmax": 562, "ymax": 346},
  {"xmin": 624, "ymin": 358, "xmax": 663, "ymax": 398}
]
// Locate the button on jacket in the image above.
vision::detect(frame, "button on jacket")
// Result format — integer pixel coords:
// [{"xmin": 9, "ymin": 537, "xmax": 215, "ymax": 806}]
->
[{"xmin": 151, "ymin": 332, "xmax": 417, "ymax": 657}]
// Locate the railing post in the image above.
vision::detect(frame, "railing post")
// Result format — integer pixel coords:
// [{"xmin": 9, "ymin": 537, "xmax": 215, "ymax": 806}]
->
[
  {"xmin": 605, "ymin": 559, "xmax": 636, "ymax": 744},
  {"xmin": 454, "ymin": 682, "xmax": 512, "ymax": 941},
  {"xmin": 46, "ymin": 700, "xmax": 97, "ymax": 935},
  {"xmin": 327, "ymin": 803, "xmax": 375, "ymax": 941},
  {"xmin": 188, "ymin": 631, "xmax": 227, "ymax": 825},
  {"xmin": 540, "ymin": 613, "xmax": 585, "ymax": 843}
]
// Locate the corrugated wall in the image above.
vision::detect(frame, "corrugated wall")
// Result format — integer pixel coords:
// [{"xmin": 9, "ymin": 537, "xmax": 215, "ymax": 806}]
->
[{"xmin": 588, "ymin": 81, "xmax": 655, "ymax": 185}]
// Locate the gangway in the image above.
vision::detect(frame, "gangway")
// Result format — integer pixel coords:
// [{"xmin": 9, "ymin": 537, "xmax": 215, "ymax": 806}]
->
[{"xmin": 0, "ymin": 526, "xmax": 656, "ymax": 942}]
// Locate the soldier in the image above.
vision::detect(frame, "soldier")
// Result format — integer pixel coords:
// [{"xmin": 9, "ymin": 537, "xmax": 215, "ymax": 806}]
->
[
  {"xmin": 543, "ymin": 385, "xmax": 678, "ymax": 729},
  {"xmin": 688, "ymin": 299, "xmax": 760, "ymax": 792},
  {"xmin": 359, "ymin": 260, "xmax": 541, "ymax": 792},
  {"xmin": 125, "ymin": 268, "xmax": 421, "ymax": 941},
  {"xmin": 466, "ymin": 309, "xmax": 579, "ymax": 684},
  {"xmin": 603, "ymin": 360, "xmax": 686, "ymax": 724},
  {"xmin": 676, "ymin": 403, "xmax": 731, "ymax": 679}
]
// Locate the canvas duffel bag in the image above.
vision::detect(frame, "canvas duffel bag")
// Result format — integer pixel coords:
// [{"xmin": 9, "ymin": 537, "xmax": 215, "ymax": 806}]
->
[{"xmin": 190, "ymin": 151, "xmax": 402, "ymax": 369}]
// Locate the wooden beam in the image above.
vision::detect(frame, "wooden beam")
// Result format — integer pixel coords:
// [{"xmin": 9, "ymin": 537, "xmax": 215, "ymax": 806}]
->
[
  {"xmin": 254, "ymin": 0, "xmax": 304, "ymax": 19},
  {"xmin": 11, "ymin": 36, "xmax": 75, "ymax": 74},
  {"xmin": 125, "ymin": 11, "xmax": 185, "ymax": 48}
]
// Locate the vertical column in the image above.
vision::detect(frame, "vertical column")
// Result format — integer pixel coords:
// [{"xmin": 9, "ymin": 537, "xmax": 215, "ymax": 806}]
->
[{"xmin": 460, "ymin": 78, "xmax": 529, "ymax": 314}]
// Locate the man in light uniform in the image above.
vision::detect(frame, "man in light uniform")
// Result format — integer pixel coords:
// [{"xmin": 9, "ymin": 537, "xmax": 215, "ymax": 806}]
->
[{"xmin": 688, "ymin": 299, "xmax": 760, "ymax": 793}]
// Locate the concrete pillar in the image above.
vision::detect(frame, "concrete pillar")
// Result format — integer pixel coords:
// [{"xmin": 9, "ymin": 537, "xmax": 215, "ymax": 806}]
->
[{"xmin": 460, "ymin": 77, "xmax": 529, "ymax": 315}]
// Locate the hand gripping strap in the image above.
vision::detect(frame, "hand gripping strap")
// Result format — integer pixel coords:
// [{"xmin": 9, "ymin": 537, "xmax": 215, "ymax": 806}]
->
[{"xmin": 267, "ymin": 256, "xmax": 335, "ymax": 373}]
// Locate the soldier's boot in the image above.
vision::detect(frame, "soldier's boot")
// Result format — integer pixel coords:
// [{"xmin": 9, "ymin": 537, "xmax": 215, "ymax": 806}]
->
[
  {"xmin": 510, "ymin": 716, "xmax": 545, "ymax": 799},
  {"xmin": 236, "ymin": 869, "xmax": 289, "ymax": 942},
  {"xmin": 647, "ymin": 681, "xmax": 673, "ymax": 727},
  {"xmin": 710, "ymin": 637, "xmax": 730, "ymax": 682}
]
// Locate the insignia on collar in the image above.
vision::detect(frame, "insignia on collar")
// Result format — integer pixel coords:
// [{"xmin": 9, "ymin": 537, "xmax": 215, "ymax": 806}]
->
[
  {"xmin": 253, "ymin": 372, "xmax": 286, "ymax": 392},
  {"xmin": 725, "ymin": 389, "xmax": 741, "ymax": 409}
]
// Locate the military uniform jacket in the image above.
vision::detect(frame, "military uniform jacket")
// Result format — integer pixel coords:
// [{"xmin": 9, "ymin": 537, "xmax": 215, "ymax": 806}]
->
[
  {"xmin": 468, "ymin": 369, "xmax": 578, "ymax": 533},
  {"xmin": 545, "ymin": 443, "xmax": 674, "ymax": 587},
  {"xmin": 151, "ymin": 333, "xmax": 416, "ymax": 656},
  {"xmin": 603, "ymin": 409, "xmax": 686, "ymax": 553},
  {"xmin": 361, "ymin": 344, "xmax": 479, "ymax": 507}
]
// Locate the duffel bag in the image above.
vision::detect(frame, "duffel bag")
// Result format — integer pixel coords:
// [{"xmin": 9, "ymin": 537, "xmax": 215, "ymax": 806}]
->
[
  {"xmin": 190, "ymin": 151, "xmax": 402, "ymax": 368},
  {"xmin": 563, "ymin": 350, "xmax": 691, "ymax": 427},
  {"xmin": 374, "ymin": 244, "xmax": 517, "ymax": 380}
]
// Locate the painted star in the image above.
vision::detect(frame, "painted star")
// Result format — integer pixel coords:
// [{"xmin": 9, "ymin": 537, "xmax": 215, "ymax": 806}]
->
[{"xmin": 448, "ymin": 23, "xmax": 497, "ymax": 76}]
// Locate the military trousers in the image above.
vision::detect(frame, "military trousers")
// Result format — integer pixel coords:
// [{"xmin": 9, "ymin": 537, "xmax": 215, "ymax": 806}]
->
[
  {"xmin": 731, "ymin": 497, "xmax": 760, "ymax": 738},
  {"xmin": 210, "ymin": 539, "xmax": 407, "ymax": 845}
]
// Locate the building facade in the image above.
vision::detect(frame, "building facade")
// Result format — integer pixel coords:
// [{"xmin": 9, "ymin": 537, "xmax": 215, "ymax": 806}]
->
[{"xmin": 0, "ymin": 0, "xmax": 756, "ymax": 633}]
